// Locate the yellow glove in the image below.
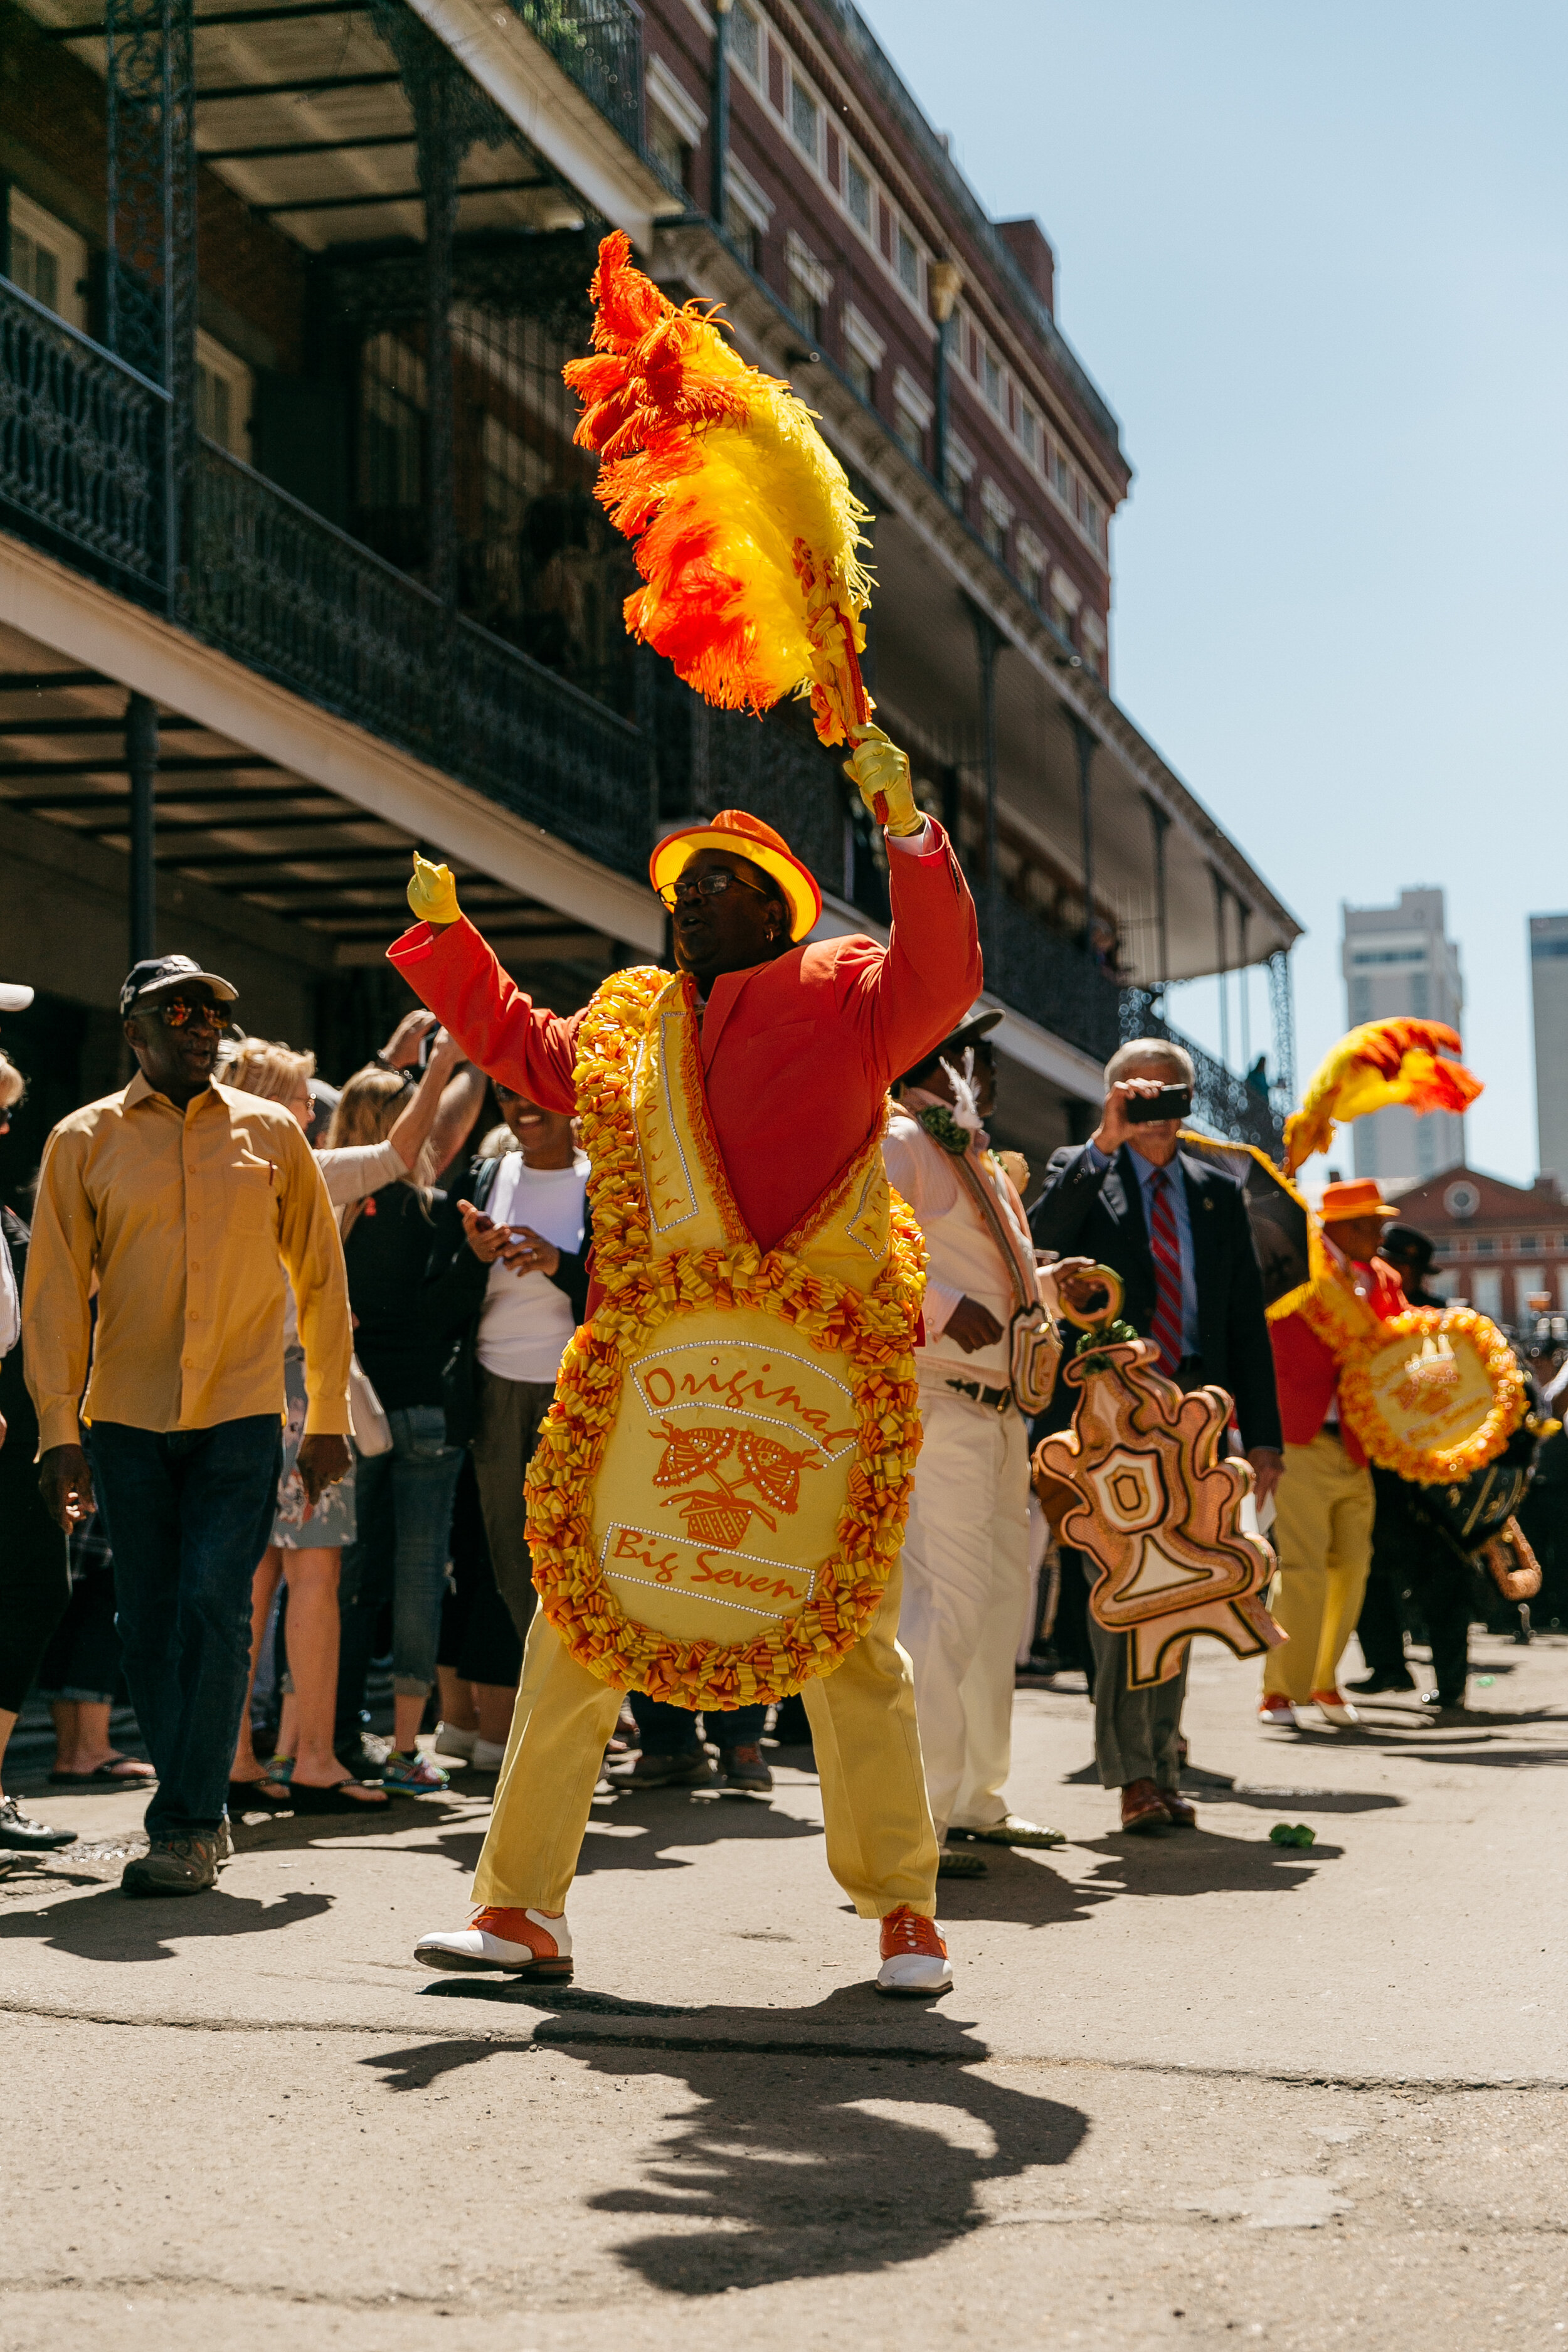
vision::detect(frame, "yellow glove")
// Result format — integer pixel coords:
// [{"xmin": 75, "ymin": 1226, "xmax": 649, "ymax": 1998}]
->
[
  {"xmin": 408, "ymin": 852, "xmax": 461, "ymax": 927},
  {"xmin": 842, "ymin": 724, "xmax": 924, "ymax": 838}
]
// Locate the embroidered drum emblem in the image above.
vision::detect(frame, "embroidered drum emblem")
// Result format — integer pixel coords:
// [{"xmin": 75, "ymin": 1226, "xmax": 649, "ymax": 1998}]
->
[{"xmin": 649, "ymin": 1420, "xmax": 818, "ymax": 1549}]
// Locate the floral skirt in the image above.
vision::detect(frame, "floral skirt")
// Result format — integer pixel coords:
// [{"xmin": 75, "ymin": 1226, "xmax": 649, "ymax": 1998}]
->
[{"xmin": 273, "ymin": 1345, "xmax": 358, "ymax": 1550}]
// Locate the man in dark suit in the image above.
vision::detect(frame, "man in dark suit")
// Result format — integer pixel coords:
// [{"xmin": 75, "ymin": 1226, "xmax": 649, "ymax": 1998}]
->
[{"xmin": 1030, "ymin": 1038, "xmax": 1283, "ymax": 1833}]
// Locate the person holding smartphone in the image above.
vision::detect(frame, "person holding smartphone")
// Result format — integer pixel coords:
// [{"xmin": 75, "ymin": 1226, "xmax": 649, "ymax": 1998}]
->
[{"xmin": 1030, "ymin": 1039, "xmax": 1283, "ymax": 1833}]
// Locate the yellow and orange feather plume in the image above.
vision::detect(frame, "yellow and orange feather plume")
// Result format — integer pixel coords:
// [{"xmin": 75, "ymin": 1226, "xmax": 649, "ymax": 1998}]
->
[
  {"xmin": 1283, "ymin": 1019, "xmax": 1483, "ymax": 1178},
  {"xmin": 563, "ymin": 232, "xmax": 874, "ymax": 746}
]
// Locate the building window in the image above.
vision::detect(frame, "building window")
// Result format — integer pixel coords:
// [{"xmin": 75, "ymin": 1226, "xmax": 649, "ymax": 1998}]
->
[
  {"xmin": 943, "ymin": 432, "xmax": 975, "ymax": 513},
  {"xmin": 1051, "ymin": 447, "xmax": 1071, "ymax": 502},
  {"xmin": 723, "ymin": 194, "xmax": 764, "ymax": 272},
  {"xmin": 845, "ymin": 154, "xmax": 872, "ymax": 233},
  {"xmin": 1475, "ymin": 1236, "xmax": 1495, "ymax": 1254},
  {"xmin": 1017, "ymin": 531, "xmax": 1046, "ymax": 607},
  {"xmin": 1083, "ymin": 489, "xmax": 1103, "ymax": 548},
  {"xmin": 980, "ymin": 482, "xmax": 1011, "ymax": 562},
  {"xmin": 1017, "ymin": 403, "xmax": 1039, "ymax": 465},
  {"xmin": 983, "ymin": 349, "xmax": 1002, "ymax": 411},
  {"xmin": 194, "ymin": 329, "xmax": 253, "ymax": 457},
  {"xmin": 1349, "ymin": 976, "xmax": 1372, "ymax": 1022},
  {"xmin": 650, "ymin": 109, "xmax": 691, "ymax": 189},
  {"xmin": 894, "ymin": 400, "xmax": 924, "ymax": 462},
  {"xmin": 785, "ymin": 233, "xmax": 829, "ymax": 342},
  {"xmin": 1081, "ymin": 613, "xmax": 1106, "ymax": 679},
  {"xmin": 896, "ymin": 223, "xmax": 920, "ymax": 298},
  {"xmin": 842, "ymin": 304, "xmax": 884, "ymax": 410},
  {"xmin": 724, "ymin": 157, "xmax": 772, "ymax": 273},
  {"xmin": 791, "ymin": 77, "xmax": 820, "ymax": 159},
  {"xmin": 729, "ymin": 4, "xmax": 760, "ymax": 80},
  {"xmin": 4, "ymin": 189, "xmax": 89, "ymax": 331},
  {"xmin": 1518, "ymin": 1234, "xmax": 1537, "ymax": 1252}
]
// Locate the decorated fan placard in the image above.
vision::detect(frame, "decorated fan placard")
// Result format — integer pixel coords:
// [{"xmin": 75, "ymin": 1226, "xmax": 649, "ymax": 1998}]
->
[
  {"xmin": 563, "ymin": 231, "xmax": 874, "ymax": 747},
  {"xmin": 1033, "ymin": 1267, "xmax": 1283, "ymax": 1688}
]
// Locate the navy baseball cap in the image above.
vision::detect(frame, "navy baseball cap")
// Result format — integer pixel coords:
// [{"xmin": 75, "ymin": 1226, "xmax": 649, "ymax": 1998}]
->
[{"xmin": 119, "ymin": 955, "xmax": 238, "ymax": 1017}]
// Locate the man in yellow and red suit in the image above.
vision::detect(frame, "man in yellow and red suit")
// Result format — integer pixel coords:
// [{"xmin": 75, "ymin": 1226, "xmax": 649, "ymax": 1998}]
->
[
  {"xmin": 389, "ymin": 728, "xmax": 982, "ymax": 1995},
  {"xmin": 1261, "ymin": 1178, "xmax": 1408, "ymax": 1731}
]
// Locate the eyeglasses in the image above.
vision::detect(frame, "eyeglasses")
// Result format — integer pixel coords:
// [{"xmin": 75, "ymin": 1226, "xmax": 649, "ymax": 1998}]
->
[
  {"xmin": 145, "ymin": 993, "xmax": 223, "ymax": 1031},
  {"xmin": 657, "ymin": 871, "xmax": 773, "ymax": 913}
]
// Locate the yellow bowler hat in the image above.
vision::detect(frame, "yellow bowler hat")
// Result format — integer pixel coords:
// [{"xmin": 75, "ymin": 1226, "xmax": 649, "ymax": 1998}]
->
[{"xmin": 649, "ymin": 809, "xmax": 822, "ymax": 944}]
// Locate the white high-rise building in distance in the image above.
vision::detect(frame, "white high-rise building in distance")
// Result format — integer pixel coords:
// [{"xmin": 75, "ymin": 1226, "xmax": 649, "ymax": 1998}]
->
[
  {"xmin": 1340, "ymin": 888, "xmax": 1466, "ymax": 1184},
  {"xmin": 1530, "ymin": 914, "xmax": 1568, "ymax": 1185}
]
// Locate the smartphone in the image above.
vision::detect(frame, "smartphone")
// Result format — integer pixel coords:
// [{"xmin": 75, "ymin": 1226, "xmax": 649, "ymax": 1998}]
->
[
  {"xmin": 467, "ymin": 1209, "xmax": 495, "ymax": 1234},
  {"xmin": 1125, "ymin": 1084, "xmax": 1192, "ymax": 1125}
]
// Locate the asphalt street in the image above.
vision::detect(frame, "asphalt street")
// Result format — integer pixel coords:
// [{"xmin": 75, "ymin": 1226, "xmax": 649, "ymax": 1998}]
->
[{"xmin": 3, "ymin": 1626, "xmax": 1565, "ymax": 2351}]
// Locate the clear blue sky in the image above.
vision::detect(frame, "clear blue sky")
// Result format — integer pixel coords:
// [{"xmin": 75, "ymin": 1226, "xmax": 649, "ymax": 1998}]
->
[{"xmin": 862, "ymin": 0, "xmax": 1568, "ymax": 1184}]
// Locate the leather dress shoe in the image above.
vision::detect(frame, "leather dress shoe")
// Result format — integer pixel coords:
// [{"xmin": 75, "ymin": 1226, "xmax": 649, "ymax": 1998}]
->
[
  {"xmin": 1119, "ymin": 1778, "xmax": 1170, "ymax": 1833},
  {"xmin": 1161, "ymin": 1791, "xmax": 1197, "ymax": 1828},
  {"xmin": 0, "ymin": 1795, "xmax": 77, "ymax": 1851},
  {"xmin": 1348, "ymin": 1670, "xmax": 1416, "ymax": 1693}
]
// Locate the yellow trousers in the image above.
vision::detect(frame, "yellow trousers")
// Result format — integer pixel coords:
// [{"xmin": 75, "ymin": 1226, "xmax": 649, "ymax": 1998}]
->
[
  {"xmin": 472, "ymin": 1556, "xmax": 940, "ymax": 1919},
  {"xmin": 1262, "ymin": 1429, "xmax": 1375, "ymax": 1703}
]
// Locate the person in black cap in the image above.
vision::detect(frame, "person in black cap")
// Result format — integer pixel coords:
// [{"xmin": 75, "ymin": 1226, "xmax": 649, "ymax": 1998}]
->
[{"xmin": 23, "ymin": 955, "xmax": 354, "ymax": 1895}]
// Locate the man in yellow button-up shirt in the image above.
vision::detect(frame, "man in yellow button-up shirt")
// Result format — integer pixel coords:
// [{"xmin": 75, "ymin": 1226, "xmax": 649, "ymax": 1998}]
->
[{"xmin": 23, "ymin": 954, "xmax": 353, "ymax": 1897}]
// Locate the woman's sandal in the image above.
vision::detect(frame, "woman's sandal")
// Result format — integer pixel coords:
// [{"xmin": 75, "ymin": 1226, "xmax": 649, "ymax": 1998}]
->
[
  {"xmin": 48, "ymin": 1756, "xmax": 156, "ymax": 1787},
  {"xmin": 287, "ymin": 1778, "xmax": 391, "ymax": 1813},
  {"xmin": 228, "ymin": 1776, "xmax": 294, "ymax": 1814}
]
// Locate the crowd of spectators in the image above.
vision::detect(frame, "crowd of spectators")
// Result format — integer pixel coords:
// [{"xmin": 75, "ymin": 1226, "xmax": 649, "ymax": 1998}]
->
[{"xmin": 0, "ymin": 960, "xmax": 592, "ymax": 1880}]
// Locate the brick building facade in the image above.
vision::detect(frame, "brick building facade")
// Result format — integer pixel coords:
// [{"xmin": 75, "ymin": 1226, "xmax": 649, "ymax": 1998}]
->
[
  {"xmin": 1, "ymin": 0, "xmax": 1298, "ymax": 1197},
  {"xmin": 1391, "ymin": 1164, "xmax": 1568, "ymax": 1333}
]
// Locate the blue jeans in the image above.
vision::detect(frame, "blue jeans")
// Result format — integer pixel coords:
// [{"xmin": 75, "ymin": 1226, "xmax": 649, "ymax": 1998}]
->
[
  {"xmin": 87, "ymin": 1417, "xmax": 283, "ymax": 1839},
  {"xmin": 631, "ymin": 1692, "xmax": 768, "ymax": 1752},
  {"xmin": 336, "ymin": 1406, "xmax": 463, "ymax": 1730}
]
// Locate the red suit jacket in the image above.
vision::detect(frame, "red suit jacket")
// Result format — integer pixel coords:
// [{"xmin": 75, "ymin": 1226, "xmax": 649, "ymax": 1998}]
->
[
  {"xmin": 387, "ymin": 820, "xmax": 982, "ymax": 1268},
  {"xmin": 1269, "ymin": 1253, "xmax": 1407, "ymax": 1465}
]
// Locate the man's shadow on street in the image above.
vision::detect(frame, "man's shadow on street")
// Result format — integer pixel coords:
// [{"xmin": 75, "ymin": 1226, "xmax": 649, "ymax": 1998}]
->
[
  {"xmin": 363, "ymin": 1989, "xmax": 1088, "ymax": 2294},
  {"xmin": 0, "ymin": 1880, "xmax": 332, "ymax": 1964}
]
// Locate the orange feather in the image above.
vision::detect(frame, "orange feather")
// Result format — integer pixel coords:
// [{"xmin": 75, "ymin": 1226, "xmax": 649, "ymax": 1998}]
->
[
  {"xmin": 1283, "ymin": 1019, "xmax": 1483, "ymax": 1177},
  {"xmin": 563, "ymin": 232, "xmax": 874, "ymax": 744}
]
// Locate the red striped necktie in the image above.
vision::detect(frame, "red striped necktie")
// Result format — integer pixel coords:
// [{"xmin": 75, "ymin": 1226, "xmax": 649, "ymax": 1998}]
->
[{"xmin": 1147, "ymin": 1167, "xmax": 1186, "ymax": 1374}]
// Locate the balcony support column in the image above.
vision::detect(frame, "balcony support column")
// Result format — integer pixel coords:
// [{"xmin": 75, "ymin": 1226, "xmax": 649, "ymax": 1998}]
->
[
  {"xmin": 1072, "ymin": 716, "xmax": 1096, "ymax": 956},
  {"xmin": 1210, "ymin": 867, "xmax": 1231, "ymax": 1068},
  {"xmin": 930, "ymin": 262, "xmax": 962, "ymax": 499},
  {"xmin": 1143, "ymin": 792, "xmax": 1170, "ymax": 995},
  {"xmin": 709, "ymin": 0, "xmax": 731, "ymax": 226},
  {"xmin": 104, "ymin": 0, "xmax": 196, "ymax": 615},
  {"xmin": 372, "ymin": 0, "xmax": 509, "ymax": 610},
  {"xmin": 965, "ymin": 600, "xmax": 1005, "ymax": 911},
  {"xmin": 1268, "ymin": 946, "xmax": 1297, "ymax": 1105},
  {"xmin": 126, "ymin": 691, "xmax": 159, "ymax": 964},
  {"xmin": 1237, "ymin": 902, "xmax": 1253, "ymax": 1068}
]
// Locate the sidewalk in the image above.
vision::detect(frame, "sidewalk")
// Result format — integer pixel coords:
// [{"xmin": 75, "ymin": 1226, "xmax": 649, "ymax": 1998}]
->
[{"xmin": 3, "ymin": 1629, "xmax": 1565, "ymax": 2349}]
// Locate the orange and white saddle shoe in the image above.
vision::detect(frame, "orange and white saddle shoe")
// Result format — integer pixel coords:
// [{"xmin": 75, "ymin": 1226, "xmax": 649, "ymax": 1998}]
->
[
  {"xmin": 876, "ymin": 1905, "xmax": 953, "ymax": 1997},
  {"xmin": 414, "ymin": 1906, "xmax": 573, "ymax": 1980}
]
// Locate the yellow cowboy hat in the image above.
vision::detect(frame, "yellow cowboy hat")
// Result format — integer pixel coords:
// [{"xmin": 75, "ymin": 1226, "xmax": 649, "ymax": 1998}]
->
[{"xmin": 649, "ymin": 809, "xmax": 822, "ymax": 945}]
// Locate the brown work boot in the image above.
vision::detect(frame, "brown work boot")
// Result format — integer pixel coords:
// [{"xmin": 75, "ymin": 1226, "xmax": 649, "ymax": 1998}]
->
[{"xmin": 1119, "ymin": 1778, "xmax": 1170, "ymax": 1834}]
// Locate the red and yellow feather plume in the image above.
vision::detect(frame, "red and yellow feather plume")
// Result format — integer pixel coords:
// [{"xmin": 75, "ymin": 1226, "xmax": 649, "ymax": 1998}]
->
[
  {"xmin": 563, "ymin": 232, "xmax": 874, "ymax": 747},
  {"xmin": 1283, "ymin": 1019, "xmax": 1483, "ymax": 1178}
]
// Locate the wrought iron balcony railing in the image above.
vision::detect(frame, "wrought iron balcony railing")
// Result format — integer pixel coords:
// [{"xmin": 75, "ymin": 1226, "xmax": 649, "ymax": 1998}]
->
[
  {"xmin": 191, "ymin": 442, "xmax": 652, "ymax": 881},
  {"xmin": 0, "ymin": 278, "xmax": 1281, "ymax": 1152},
  {"xmin": 504, "ymin": 0, "xmax": 645, "ymax": 153},
  {"xmin": 0, "ymin": 280, "xmax": 167, "ymax": 598},
  {"xmin": 979, "ymin": 891, "xmax": 1125, "ymax": 1067}
]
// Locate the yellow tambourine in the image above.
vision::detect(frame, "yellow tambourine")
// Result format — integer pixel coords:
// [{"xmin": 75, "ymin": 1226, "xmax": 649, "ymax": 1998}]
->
[{"xmin": 1338, "ymin": 1304, "xmax": 1527, "ymax": 1485}]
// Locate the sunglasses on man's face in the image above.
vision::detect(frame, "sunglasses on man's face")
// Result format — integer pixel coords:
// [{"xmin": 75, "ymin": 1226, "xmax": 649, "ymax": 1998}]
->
[
  {"xmin": 658, "ymin": 870, "xmax": 773, "ymax": 913},
  {"xmin": 146, "ymin": 993, "xmax": 223, "ymax": 1031}
]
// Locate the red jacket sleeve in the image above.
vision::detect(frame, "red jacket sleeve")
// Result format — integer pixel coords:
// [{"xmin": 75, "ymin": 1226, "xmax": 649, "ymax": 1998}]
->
[
  {"xmin": 386, "ymin": 918, "xmax": 582, "ymax": 1115},
  {"xmin": 844, "ymin": 819, "xmax": 983, "ymax": 1084}
]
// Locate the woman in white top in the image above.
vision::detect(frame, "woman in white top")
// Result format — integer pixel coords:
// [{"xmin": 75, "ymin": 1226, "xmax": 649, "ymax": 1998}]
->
[
  {"xmin": 224, "ymin": 1020, "xmax": 482, "ymax": 1811},
  {"xmin": 437, "ymin": 1083, "xmax": 590, "ymax": 1656}
]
